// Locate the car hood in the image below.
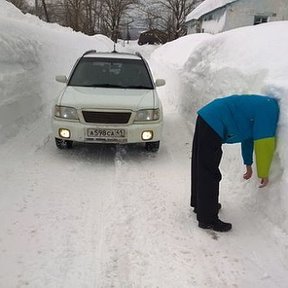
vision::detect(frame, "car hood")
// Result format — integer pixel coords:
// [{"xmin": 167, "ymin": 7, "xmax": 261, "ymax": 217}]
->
[{"xmin": 58, "ymin": 86, "xmax": 158, "ymax": 110}]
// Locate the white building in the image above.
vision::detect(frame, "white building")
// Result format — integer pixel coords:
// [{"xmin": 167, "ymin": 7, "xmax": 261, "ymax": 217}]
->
[{"xmin": 186, "ymin": 0, "xmax": 288, "ymax": 34}]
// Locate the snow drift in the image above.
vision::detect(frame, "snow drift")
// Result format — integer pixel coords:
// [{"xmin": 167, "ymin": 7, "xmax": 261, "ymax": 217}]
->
[
  {"xmin": 0, "ymin": 1, "xmax": 114, "ymax": 144},
  {"xmin": 150, "ymin": 21, "xmax": 288, "ymax": 233}
]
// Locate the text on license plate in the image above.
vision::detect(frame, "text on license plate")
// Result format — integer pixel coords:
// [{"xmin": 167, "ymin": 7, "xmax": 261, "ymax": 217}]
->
[{"xmin": 87, "ymin": 128, "xmax": 126, "ymax": 138}]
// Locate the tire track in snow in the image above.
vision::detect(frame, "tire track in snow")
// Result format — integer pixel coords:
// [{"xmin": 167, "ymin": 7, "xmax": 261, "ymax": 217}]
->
[{"xmin": 97, "ymin": 113, "xmax": 199, "ymax": 287}]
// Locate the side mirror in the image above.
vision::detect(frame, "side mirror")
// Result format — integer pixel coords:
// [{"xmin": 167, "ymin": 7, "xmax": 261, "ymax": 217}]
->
[
  {"xmin": 155, "ymin": 79, "xmax": 166, "ymax": 87},
  {"xmin": 55, "ymin": 75, "xmax": 68, "ymax": 83}
]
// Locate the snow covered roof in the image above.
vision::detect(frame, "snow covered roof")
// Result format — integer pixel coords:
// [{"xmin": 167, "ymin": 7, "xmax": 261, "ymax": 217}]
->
[{"xmin": 186, "ymin": 0, "xmax": 239, "ymax": 22}]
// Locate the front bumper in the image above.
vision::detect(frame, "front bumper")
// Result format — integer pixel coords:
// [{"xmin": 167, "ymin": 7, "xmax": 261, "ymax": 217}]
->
[{"xmin": 52, "ymin": 117, "xmax": 163, "ymax": 144}]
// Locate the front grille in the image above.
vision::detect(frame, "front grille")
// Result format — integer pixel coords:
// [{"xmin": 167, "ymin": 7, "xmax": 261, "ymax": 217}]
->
[{"xmin": 82, "ymin": 111, "xmax": 131, "ymax": 124}]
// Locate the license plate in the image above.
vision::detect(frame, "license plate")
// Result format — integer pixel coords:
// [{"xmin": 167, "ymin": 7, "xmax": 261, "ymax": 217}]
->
[{"xmin": 87, "ymin": 128, "xmax": 126, "ymax": 138}]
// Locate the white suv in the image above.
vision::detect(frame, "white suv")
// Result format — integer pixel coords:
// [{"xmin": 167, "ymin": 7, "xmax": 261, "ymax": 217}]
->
[{"xmin": 52, "ymin": 50, "xmax": 165, "ymax": 152}]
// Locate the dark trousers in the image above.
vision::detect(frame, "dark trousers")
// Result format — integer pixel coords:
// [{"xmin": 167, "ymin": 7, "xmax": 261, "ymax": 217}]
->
[{"xmin": 191, "ymin": 116, "xmax": 223, "ymax": 223}]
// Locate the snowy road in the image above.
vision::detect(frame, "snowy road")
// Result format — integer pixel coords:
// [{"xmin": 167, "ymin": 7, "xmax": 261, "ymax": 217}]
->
[{"xmin": 1, "ymin": 111, "xmax": 288, "ymax": 288}]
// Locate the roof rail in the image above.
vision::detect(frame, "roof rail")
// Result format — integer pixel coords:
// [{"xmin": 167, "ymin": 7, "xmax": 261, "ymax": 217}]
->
[
  {"xmin": 112, "ymin": 42, "xmax": 118, "ymax": 53},
  {"xmin": 82, "ymin": 50, "xmax": 97, "ymax": 57},
  {"xmin": 135, "ymin": 52, "xmax": 143, "ymax": 59}
]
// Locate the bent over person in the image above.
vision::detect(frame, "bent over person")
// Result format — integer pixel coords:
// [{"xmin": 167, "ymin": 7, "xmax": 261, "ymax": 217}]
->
[{"xmin": 191, "ymin": 95, "xmax": 279, "ymax": 232}]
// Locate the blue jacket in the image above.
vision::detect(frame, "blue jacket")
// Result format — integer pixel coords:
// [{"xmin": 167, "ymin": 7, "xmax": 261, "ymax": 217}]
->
[{"xmin": 198, "ymin": 95, "xmax": 279, "ymax": 178}]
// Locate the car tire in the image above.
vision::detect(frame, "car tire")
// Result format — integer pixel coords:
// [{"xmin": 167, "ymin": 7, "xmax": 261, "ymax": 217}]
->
[
  {"xmin": 145, "ymin": 141, "xmax": 160, "ymax": 152},
  {"xmin": 55, "ymin": 138, "xmax": 73, "ymax": 149}
]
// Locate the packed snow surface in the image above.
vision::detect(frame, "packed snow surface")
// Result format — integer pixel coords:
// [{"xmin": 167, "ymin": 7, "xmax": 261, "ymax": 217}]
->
[{"xmin": 1, "ymin": 1, "xmax": 288, "ymax": 287}]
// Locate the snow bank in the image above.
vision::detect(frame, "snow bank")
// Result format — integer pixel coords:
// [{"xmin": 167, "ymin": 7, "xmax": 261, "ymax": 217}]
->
[
  {"xmin": 148, "ymin": 33, "xmax": 213, "ymax": 112},
  {"xmin": 0, "ymin": 1, "xmax": 114, "ymax": 144},
  {"xmin": 150, "ymin": 21, "xmax": 288, "ymax": 233}
]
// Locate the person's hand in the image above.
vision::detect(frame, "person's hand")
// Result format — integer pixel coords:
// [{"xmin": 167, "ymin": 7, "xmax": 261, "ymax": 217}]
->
[
  {"xmin": 259, "ymin": 177, "xmax": 269, "ymax": 188},
  {"xmin": 243, "ymin": 165, "xmax": 253, "ymax": 180}
]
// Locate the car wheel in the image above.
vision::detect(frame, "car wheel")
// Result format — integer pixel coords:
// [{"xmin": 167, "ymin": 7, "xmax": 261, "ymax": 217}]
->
[
  {"xmin": 145, "ymin": 141, "xmax": 160, "ymax": 152},
  {"xmin": 55, "ymin": 138, "xmax": 73, "ymax": 149}
]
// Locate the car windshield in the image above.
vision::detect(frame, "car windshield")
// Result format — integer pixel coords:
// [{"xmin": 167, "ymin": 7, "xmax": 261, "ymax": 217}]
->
[{"xmin": 68, "ymin": 57, "xmax": 154, "ymax": 89}]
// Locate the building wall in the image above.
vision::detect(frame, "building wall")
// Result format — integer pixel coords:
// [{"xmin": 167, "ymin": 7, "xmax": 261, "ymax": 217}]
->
[
  {"xmin": 200, "ymin": 7, "xmax": 227, "ymax": 34},
  {"xmin": 186, "ymin": 0, "xmax": 288, "ymax": 34},
  {"xmin": 224, "ymin": 0, "xmax": 288, "ymax": 31}
]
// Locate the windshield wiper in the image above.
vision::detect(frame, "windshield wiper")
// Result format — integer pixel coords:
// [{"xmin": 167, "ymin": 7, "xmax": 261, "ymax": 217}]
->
[
  {"xmin": 123, "ymin": 85, "xmax": 152, "ymax": 89},
  {"xmin": 78, "ymin": 83, "xmax": 126, "ymax": 88},
  {"xmin": 70, "ymin": 83, "xmax": 152, "ymax": 89}
]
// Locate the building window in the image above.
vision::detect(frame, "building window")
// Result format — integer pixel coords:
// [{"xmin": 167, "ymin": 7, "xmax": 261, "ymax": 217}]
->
[
  {"xmin": 254, "ymin": 16, "xmax": 268, "ymax": 25},
  {"xmin": 204, "ymin": 14, "xmax": 213, "ymax": 21}
]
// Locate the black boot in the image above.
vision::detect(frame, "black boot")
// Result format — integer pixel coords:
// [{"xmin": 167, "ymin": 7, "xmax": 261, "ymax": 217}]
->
[{"xmin": 198, "ymin": 219, "xmax": 232, "ymax": 232}]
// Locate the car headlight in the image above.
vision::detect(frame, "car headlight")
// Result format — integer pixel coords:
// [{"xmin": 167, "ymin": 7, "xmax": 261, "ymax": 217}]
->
[
  {"xmin": 54, "ymin": 105, "xmax": 79, "ymax": 120},
  {"xmin": 134, "ymin": 109, "xmax": 160, "ymax": 122}
]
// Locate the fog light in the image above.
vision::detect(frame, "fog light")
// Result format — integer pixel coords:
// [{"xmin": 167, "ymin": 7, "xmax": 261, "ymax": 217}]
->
[
  {"xmin": 142, "ymin": 130, "xmax": 153, "ymax": 140},
  {"xmin": 59, "ymin": 128, "xmax": 70, "ymax": 138}
]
